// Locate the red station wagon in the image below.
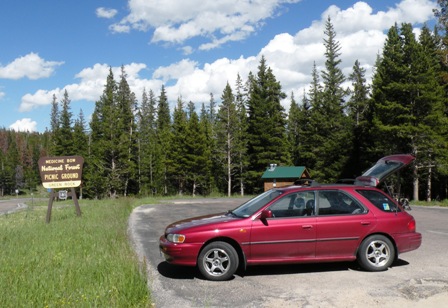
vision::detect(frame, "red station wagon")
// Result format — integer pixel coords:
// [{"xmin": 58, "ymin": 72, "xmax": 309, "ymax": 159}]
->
[{"xmin": 159, "ymin": 154, "xmax": 422, "ymax": 281}]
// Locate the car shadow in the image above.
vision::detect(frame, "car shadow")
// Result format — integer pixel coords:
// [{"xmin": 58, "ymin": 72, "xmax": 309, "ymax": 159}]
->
[
  {"xmin": 157, "ymin": 258, "xmax": 411, "ymax": 280},
  {"xmin": 157, "ymin": 262, "xmax": 199, "ymax": 280},
  {"xmin": 241, "ymin": 262, "xmax": 356, "ymax": 277}
]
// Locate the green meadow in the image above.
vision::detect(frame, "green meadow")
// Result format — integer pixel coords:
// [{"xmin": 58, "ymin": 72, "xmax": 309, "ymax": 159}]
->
[{"xmin": 0, "ymin": 198, "xmax": 152, "ymax": 307}]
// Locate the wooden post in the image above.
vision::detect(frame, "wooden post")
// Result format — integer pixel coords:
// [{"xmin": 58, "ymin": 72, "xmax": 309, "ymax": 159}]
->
[
  {"xmin": 46, "ymin": 190, "xmax": 56, "ymax": 223},
  {"xmin": 46, "ymin": 188, "xmax": 82, "ymax": 223},
  {"xmin": 69, "ymin": 187, "xmax": 82, "ymax": 217}
]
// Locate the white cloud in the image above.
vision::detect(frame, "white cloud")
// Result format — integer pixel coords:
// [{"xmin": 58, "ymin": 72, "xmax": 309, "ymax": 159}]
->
[
  {"xmin": 111, "ymin": 0, "xmax": 301, "ymax": 49},
  {"xmin": 109, "ymin": 23, "xmax": 130, "ymax": 33},
  {"xmin": 19, "ymin": 0, "xmax": 437, "ymax": 116},
  {"xmin": 0, "ymin": 91, "xmax": 4, "ymax": 100},
  {"xmin": 0, "ymin": 53, "xmax": 64, "ymax": 80},
  {"xmin": 9, "ymin": 118, "xmax": 37, "ymax": 132},
  {"xmin": 19, "ymin": 63, "xmax": 160, "ymax": 112},
  {"xmin": 153, "ymin": 59, "xmax": 198, "ymax": 82},
  {"xmin": 96, "ymin": 7, "xmax": 118, "ymax": 19}
]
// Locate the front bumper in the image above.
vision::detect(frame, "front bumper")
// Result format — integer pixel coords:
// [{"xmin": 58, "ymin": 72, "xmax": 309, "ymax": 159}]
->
[{"xmin": 159, "ymin": 235, "xmax": 201, "ymax": 266}]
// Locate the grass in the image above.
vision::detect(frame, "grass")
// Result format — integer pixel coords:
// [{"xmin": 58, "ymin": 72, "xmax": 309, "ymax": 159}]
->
[
  {"xmin": 412, "ymin": 199, "xmax": 448, "ymax": 207},
  {"xmin": 0, "ymin": 198, "xmax": 152, "ymax": 307}
]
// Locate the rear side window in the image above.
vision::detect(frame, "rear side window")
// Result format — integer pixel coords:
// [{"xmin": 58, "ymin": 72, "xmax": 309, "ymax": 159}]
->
[
  {"xmin": 356, "ymin": 189, "xmax": 401, "ymax": 212},
  {"xmin": 317, "ymin": 190, "xmax": 366, "ymax": 215}
]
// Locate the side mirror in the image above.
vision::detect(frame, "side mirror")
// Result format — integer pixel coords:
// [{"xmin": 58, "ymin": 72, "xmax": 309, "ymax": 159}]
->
[{"xmin": 260, "ymin": 210, "xmax": 273, "ymax": 220}]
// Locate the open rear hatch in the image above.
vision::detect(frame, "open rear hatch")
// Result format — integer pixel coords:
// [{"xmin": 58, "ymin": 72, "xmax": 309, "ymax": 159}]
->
[{"xmin": 355, "ymin": 154, "xmax": 415, "ymax": 187}]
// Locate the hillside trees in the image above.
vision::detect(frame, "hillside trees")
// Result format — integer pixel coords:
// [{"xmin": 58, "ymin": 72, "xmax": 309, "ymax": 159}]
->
[
  {"xmin": 370, "ymin": 23, "xmax": 447, "ymax": 200},
  {"xmin": 0, "ymin": 129, "xmax": 47, "ymax": 196}
]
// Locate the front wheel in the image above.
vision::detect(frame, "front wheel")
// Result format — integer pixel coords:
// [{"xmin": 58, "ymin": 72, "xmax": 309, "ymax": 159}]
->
[
  {"xmin": 198, "ymin": 241, "xmax": 239, "ymax": 281},
  {"xmin": 357, "ymin": 235, "xmax": 395, "ymax": 271}
]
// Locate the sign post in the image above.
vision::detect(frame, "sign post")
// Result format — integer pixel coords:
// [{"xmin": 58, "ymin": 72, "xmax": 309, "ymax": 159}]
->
[{"xmin": 38, "ymin": 156, "xmax": 84, "ymax": 223}]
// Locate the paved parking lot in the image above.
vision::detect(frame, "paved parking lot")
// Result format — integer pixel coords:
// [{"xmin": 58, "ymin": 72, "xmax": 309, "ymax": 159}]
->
[{"xmin": 129, "ymin": 199, "xmax": 448, "ymax": 307}]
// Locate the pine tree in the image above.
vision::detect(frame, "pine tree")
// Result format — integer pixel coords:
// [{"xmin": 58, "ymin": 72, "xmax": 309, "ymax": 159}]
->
[
  {"xmin": 138, "ymin": 89, "xmax": 158, "ymax": 195},
  {"xmin": 185, "ymin": 102, "xmax": 209, "ymax": 196},
  {"xmin": 168, "ymin": 97, "xmax": 188, "ymax": 194},
  {"xmin": 206, "ymin": 93, "xmax": 220, "ymax": 193},
  {"xmin": 86, "ymin": 67, "xmax": 117, "ymax": 198},
  {"xmin": 49, "ymin": 94, "xmax": 59, "ymax": 155},
  {"xmin": 345, "ymin": 60, "xmax": 371, "ymax": 177},
  {"xmin": 310, "ymin": 17, "xmax": 350, "ymax": 181},
  {"xmin": 156, "ymin": 85, "xmax": 171, "ymax": 195},
  {"xmin": 72, "ymin": 110, "xmax": 88, "ymax": 158},
  {"xmin": 287, "ymin": 92, "xmax": 301, "ymax": 166},
  {"xmin": 246, "ymin": 56, "xmax": 290, "ymax": 193},
  {"xmin": 56, "ymin": 90, "xmax": 74, "ymax": 155},
  {"xmin": 301, "ymin": 63, "xmax": 322, "ymax": 171},
  {"xmin": 199, "ymin": 102, "xmax": 216, "ymax": 195},
  {"xmin": 72, "ymin": 109, "xmax": 88, "ymax": 198},
  {"xmin": 116, "ymin": 65, "xmax": 138, "ymax": 196},
  {"xmin": 216, "ymin": 82, "xmax": 238, "ymax": 196},
  {"xmin": 233, "ymin": 74, "xmax": 249, "ymax": 196}
]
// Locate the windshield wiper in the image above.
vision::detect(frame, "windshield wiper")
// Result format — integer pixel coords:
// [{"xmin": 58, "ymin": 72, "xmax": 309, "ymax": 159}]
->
[{"xmin": 226, "ymin": 210, "xmax": 239, "ymax": 217}]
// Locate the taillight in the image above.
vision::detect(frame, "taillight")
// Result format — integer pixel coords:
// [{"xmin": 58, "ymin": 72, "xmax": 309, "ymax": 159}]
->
[{"xmin": 408, "ymin": 219, "xmax": 416, "ymax": 232}]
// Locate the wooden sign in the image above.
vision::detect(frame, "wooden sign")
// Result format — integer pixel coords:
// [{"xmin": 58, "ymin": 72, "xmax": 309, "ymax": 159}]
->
[
  {"xmin": 38, "ymin": 156, "xmax": 84, "ymax": 189},
  {"xmin": 38, "ymin": 156, "xmax": 84, "ymax": 223}
]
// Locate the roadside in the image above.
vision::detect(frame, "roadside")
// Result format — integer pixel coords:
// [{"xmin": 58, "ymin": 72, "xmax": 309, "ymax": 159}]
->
[{"xmin": 0, "ymin": 198, "xmax": 30, "ymax": 215}]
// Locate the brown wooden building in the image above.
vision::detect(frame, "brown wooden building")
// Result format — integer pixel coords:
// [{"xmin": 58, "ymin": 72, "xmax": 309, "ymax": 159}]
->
[{"xmin": 261, "ymin": 165, "xmax": 311, "ymax": 191}]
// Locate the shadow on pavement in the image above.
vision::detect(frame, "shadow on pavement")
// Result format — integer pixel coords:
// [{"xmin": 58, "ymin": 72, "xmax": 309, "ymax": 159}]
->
[{"xmin": 157, "ymin": 258, "xmax": 411, "ymax": 280}]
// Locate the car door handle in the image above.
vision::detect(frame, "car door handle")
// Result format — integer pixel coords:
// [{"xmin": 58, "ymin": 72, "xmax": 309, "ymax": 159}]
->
[
  {"xmin": 361, "ymin": 221, "xmax": 371, "ymax": 225},
  {"xmin": 302, "ymin": 225, "xmax": 313, "ymax": 229}
]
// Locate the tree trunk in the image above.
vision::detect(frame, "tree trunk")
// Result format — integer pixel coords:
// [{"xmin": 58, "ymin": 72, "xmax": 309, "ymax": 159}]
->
[
  {"xmin": 413, "ymin": 165, "xmax": 419, "ymax": 201},
  {"xmin": 426, "ymin": 166, "xmax": 432, "ymax": 202},
  {"xmin": 227, "ymin": 143, "xmax": 231, "ymax": 197}
]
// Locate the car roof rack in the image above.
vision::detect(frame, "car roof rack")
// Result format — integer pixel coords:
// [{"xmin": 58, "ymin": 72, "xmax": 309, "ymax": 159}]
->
[
  {"xmin": 335, "ymin": 178, "xmax": 356, "ymax": 185},
  {"xmin": 293, "ymin": 179, "xmax": 319, "ymax": 187}
]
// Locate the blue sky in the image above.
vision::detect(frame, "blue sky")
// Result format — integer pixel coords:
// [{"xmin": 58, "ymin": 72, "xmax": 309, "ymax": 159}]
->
[{"xmin": 0, "ymin": 0, "xmax": 438, "ymax": 132}]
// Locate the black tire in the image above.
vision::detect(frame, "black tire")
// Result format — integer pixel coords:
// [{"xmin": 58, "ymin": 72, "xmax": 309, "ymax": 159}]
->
[
  {"xmin": 198, "ymin": 241, "xmax": 239, "ymax": 281},
  {"xmin": 357, "ymin": 235, "xmax": 395, "ymax": 271}
]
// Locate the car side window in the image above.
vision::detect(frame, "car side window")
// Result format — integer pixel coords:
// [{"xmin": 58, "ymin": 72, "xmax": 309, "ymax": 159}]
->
[
  {"xmin": 356, "ymin": 189, "xmax": 401, "ymax": 213},
  {"xmin": 317, "ymin": 190, "xmax": 365, "ymax": 215},
  {"xmin": 269, "ymin": 191, "xmax": 315, "ymax": 218}
]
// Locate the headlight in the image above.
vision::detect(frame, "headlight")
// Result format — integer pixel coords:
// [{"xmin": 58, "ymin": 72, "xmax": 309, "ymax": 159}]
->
[{"xmin": 167, "ymin": 234, "xmax": 186, "ymax": 243}]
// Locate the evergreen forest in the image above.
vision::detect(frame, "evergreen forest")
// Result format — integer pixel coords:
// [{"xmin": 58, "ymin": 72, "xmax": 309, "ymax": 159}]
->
[{"xmin": 1, "ymin": 15, "xmax": 448, "ymax": 201}]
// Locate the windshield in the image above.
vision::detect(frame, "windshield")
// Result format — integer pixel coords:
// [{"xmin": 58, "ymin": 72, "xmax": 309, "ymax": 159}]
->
[{"xmin": 232, "ymin": 189, "xmax": 284, "ymax": 217}]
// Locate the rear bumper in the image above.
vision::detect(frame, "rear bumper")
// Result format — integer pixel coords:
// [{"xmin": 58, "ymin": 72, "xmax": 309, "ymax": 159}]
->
[
  {"xmin": 159, "ymin": 235, "xmax": 201, "ymax": 266},
  {"xmin": 393, "ymin": 232, "xmax": 422, "ymax": 254}
]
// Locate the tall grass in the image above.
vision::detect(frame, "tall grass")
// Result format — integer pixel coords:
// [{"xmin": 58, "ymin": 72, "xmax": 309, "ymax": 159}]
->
[{"xmin": 0, "ymin": 199, "xmax": 151, "ymax": 307}]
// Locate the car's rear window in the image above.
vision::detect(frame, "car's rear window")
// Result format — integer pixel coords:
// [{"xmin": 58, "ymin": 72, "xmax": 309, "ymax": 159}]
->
[{"xmin": 356, "ymin": 189, "xmax": 401, "ymax": 212}]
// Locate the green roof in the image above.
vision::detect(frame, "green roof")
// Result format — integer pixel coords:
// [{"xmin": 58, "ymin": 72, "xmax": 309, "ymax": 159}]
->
[{"xmin": 261, "ymin": 166, "xmax": 309, "ymax": 179}]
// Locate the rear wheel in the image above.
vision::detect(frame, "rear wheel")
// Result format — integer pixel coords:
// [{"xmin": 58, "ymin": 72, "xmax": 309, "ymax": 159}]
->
[
  {"xmin": 358, "ymin": 235, "xmax": 395, "ymax": 271},
  {"xmin": 198, "ymin": 241, "xmax": 239, "ymax": 281}
]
